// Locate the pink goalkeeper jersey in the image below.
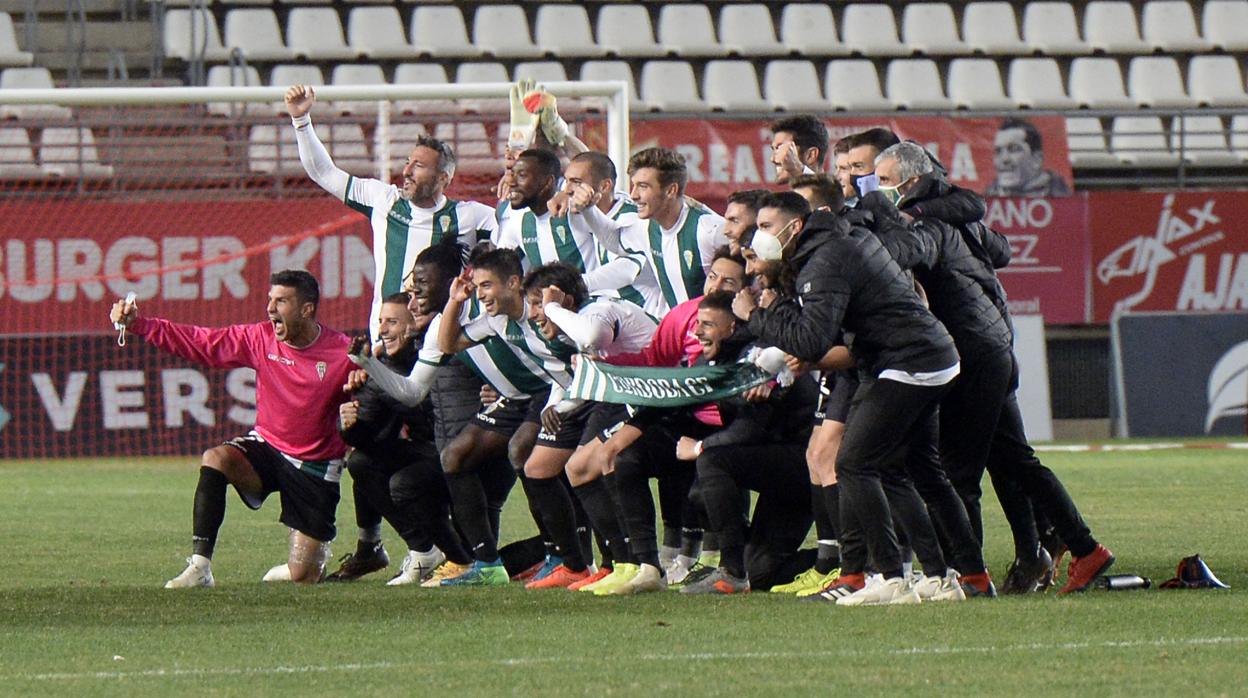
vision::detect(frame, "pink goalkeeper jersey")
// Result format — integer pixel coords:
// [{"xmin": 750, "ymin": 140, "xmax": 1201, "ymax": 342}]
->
[{"xmin": 130, "ymin": 317, "xmax": 354, "ymax": 463}]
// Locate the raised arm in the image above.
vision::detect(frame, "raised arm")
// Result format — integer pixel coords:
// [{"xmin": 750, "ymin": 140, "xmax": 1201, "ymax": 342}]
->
[
  {"xmin": 286, "ymin": 85, "xmax": 350, "ymax": 198},
  {"xmin": 437, "ymin": 276, "xmax": 478, "ymax": 355}
]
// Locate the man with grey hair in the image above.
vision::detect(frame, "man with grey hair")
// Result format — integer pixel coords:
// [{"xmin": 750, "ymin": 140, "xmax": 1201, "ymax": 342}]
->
[{"xmin": 285, "ymin": 85, "xmax": 498, "ymax": 338}]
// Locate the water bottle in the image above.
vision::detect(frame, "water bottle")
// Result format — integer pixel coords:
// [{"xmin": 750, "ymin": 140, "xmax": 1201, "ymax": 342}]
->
[{"xmin": 1095, "ymin": 574, "xmax": 1151, "ymax": 591}]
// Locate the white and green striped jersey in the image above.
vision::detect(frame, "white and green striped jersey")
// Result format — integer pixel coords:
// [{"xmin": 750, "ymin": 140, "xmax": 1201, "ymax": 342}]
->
[
  {"xmin": 543, "ymin": 296, "xmax": 658, "ymax": 358},
  {"xmin": 493, "ymin": 204, "xmax": 600, "ymax": 274},
  {"xmin": 447, "ymin": 296, "xmax": 546, "ymax": 400},
  {"xmin": 343, "ymin": 179, "xmax": 497, "ymax": 338},
  {"xmin": 583, "ymin": 197, "xmax": 667, "ymax": 317},
  {"xmin": 636, "ymin": 201, "xmax": 728, "ymax": 311},
  {"xmin": 462, "ymin": 299, "xmax": 576, "ymax": 395}
]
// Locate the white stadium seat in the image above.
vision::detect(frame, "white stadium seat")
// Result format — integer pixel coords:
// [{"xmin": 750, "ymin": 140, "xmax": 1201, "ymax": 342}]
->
[
  {"xmin": 223, "ymin": 8, "xmax": 296, "ymax": 61},
  {"xmin": 1187, "ymin": 56, "xmax": 1248, "ymax": 107},
  {"xmin": 534, "ymin": 5, "xmax": 604, "ymax": 58},
  {"xmin": 1127, "ymin": 56, "xmax": 1194, "ymax": 109},
  {"xmin": 640, "ymin": 60, "xmax": 704, "ymax": 111},
  {"xmin": 826, "ymin": 60, "xmax": 892, "ymax": 111},
  {"xmin": 287, "ymin": 8, "xmax": 359, "ymax": 61},
  {"xmin": 886, "ymin": 59, "xmax": 952, "ymax": 110},
  {"xmin": 658, "ymin": 5, "xmax": 728, "ymax": 57},
  {"xmin": 410, "ymin": 6, "xmax": 482, "ymax": 59},
  {"xmin": 162, "ymin": 8, "xmax": 231, "ymax": 62},
  {"xmin": 1065, "ymin": 117, "xmax": 1117, "ymax": 167},
  {"xmin": 1202, "ymin": 1, "xmax": 1248, "ymax": 51},
  {"xmin": 719, "ymin": 4, "xmax": 786, "ymax": 56},
  {"xmin": 0, "ymin": 127, "xmax": 40, "ymax": 178},
  {"xmin": 779, "ymin": 4, "xmax": 848, "ymax": 56},
  {"xmin": 40, "ymin": 127, "xmax": 113, "ymax": 178},
  {"xmin": 1069, "ymin": 58, "xmax": 1133, "ymax": 109},
  {"xmin": 1022, "ymin": 2, "xmax": 1089, "ymax": 54},
  {"xmin": 1170, "ymin": 116, "xmax": 1239, "ymax": 166},
  {"xmin": 1141, "ymin": 1, "xmax": 1211, "ymax": 52},
  {"xmin": 324, "ymin": 123, "xmax": 372, "ymax": 174},
  {"xmin": 580, "ymin": 61, "xmax": 643, "ymax": 109},
  {"xmin": 268, "ymin": 64, "xmax": 323, "ymax": 114},
  {"xmin": 206, "ymin": 64, "xmax": 263, "ymax": 116},
  {"xmin": 250, "ymin": 123, "xmax": 311, "ymax": 174},
  {"xmin": 347, "ymin": 7, "xmax": 412, "ymax": 60},
  {"xmin": 393, "ymin": 63, "xmax": 456, "ymax": 115},
  {"xmin": 703, "ymin": 60, "xmax": 769, "ymax": 111},
  {"xmin": 841, "ymin": 4, "xmax": 908, "ymax": 56},
  {"xmin": 513, "ymin": 61, "xmax": 567, "ymax": 85},
  {"xmin": 1110, "ymin": 116, "xmax": 1180, "ymax": 167},
  {"xmin": 386, "ymin": 122, "xmax": 430, "ymax": 172},
  {"xmin": 474, "ymin": 6, "xmax": 544, "ymax": 59},
  {"xmin": 0, "ymin": 12, "xmax": 34, "ymax": 66},
  {"xmin": 596, "ymin": 5, "xmax": 665, "ymax": 58},
  {"xmin": 1230, "ymin": 115, "xmax": 1248, "ymax": 162},
  {"xmin": 1008, "ymin": 58, "xmax": 1076, "ymax": 109},
  {"xmin": 432, "ymin": 122, "xmax": 493, "ymax": 173},
  {"xmin": 902, "ymin": 3, "xmax": 968, "ymax": 56},
  {"xmin": 1083, "ymin": 2, "xmax": 1151, "ymax": 54},
  {"xmin": 331, "ymin": 64, "xmax": 386, "ymax": 115},
  {"xmin": 0, "ymin": 67, "xmax": 72, "ymax": 120},
  {"xmin": 962, "ymin": 3, "xmax": 1028, "ymax": 55},
  {"xmin": 455, "ymin": 62, "xmax": 509, "ymax": 113},
  {"xmin": 764, "ymin": 60, "xmax": 827, "ymax": 111},
  {"xmin": 948, "ymin": 59, "xmax": 1013, "ymax": 109}
]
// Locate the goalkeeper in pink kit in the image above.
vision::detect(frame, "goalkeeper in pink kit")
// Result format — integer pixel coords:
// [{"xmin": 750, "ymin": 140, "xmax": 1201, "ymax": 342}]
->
[{"xmin": 110, "ymin": 270, "xmax": 355, "ymax": 588}]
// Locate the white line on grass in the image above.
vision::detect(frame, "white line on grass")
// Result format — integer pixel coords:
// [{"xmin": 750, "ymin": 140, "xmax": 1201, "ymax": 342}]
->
[{"xmin": 14, "ymin": 636, "xmax": 1248, "ymax": 682}]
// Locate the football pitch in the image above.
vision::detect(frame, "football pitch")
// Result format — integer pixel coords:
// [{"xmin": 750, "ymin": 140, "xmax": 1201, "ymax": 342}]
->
[{"xmin": 0, "ymin": 446, "xmax": 1245, "ymax": 696}]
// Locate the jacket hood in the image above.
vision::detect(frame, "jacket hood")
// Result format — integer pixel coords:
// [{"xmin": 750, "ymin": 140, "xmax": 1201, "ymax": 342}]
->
[
  {"xmin": 789, "ymin": 209, "xmax": 851, "ymax": 270},
  {"xmin": 900, "ymin": 171, "xmax": 953, "ymax": 208}
]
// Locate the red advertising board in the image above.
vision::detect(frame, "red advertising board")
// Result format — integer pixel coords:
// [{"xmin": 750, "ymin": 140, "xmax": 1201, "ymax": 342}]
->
[
  {"xmin": 1090, "ymin": 191, "xmax": 1248, "ymax": 322},
  {"xmin": 617, "ymin": 115, "xmax": 1072, "ymax": 207},
  {"xmin": 987, "ymin": 195, "xmax": 1090, "ymax": 324}
]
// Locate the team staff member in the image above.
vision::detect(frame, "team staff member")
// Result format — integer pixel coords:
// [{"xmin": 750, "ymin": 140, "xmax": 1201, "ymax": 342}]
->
[{"xmin": 111, "ymin": 270, "xmax": 354, "ymax": 588}]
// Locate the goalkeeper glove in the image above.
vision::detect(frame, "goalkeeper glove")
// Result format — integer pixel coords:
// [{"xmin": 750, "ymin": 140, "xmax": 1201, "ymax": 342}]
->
[
  {"xmin": 523, "ymin": 85, "xmax": 569, "ymax": 147},
  {"xmin": 508, "ymin": 79, "xmax": 540, "ymax": 151}
]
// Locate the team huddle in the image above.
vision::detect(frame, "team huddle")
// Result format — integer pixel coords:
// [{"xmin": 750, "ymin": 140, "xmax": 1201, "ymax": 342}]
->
[{"xmin": 108, "ymin": 82, "xmax": 1116, "ymax": 605}]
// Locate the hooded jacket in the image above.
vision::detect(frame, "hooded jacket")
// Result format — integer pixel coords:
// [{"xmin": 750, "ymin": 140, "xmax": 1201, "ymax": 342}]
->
[
  {"xmin": 341, "ymin": 338, "xmax": 433, "ymax": 452},
  {"xmin": 746, "ymin": 209, "xmax": 959, "ymax": 378}
]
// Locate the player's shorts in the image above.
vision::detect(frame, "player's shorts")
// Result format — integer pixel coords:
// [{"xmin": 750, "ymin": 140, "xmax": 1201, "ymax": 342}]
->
[
  {"xmin": 814, "ymin": 370, "xmax": 858, "ymax": 424},
  {"xmin": 577, "ymin": 402, "xmax": 633, "ymax": 446},
  {"xmin": 537, "ymin": 400, "xmax": 597, "ymax": 450},
  {"xmin": 223, "ymin": 432, "xmax": 341, "ymax": 542},
  {"xmin": 473, "ymin": 386, "xmax": 548, "ymax": 435}
]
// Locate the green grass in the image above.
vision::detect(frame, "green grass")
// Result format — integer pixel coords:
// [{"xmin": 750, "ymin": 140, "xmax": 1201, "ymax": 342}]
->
[{"xmin": 1, "ymin": 449, "xmax": 1246, "ymax": 696}]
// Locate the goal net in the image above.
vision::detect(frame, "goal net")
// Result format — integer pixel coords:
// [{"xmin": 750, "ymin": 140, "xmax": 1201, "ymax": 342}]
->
[{"xmin": 0, "ymin": 82, "xmax": 629, "ymax": 458}]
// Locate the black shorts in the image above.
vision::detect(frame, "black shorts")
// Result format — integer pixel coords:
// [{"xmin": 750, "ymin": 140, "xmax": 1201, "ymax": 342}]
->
[
  {"xmin": 224, "ymin": 433, "xmax": 341, "ymax": 542},
  {"xmin": 537, "ymin": 400, "xmax": 596, "ymax": 450},
  {"xmin": 814, "ymin": 370, "xmax": 858, "ymax": 424},
  {"xmin": 577, "ymin": 402, "xmax": 632, "ymax": 446},
  {"xmin": 473, "ymin": 387, "xmax": 548, "ymax": 435}
]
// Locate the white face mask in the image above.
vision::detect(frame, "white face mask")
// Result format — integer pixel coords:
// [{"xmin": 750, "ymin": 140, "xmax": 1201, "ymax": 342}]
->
[{"xmin": 749, "ymin": 217, "xmax": 801, "ymax": 262}]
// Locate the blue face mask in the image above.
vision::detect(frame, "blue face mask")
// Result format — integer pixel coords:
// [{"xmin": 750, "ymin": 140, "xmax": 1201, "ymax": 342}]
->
[{"xmin": 852, "ymin": 173, "xmax": 880, "ymax": 197}]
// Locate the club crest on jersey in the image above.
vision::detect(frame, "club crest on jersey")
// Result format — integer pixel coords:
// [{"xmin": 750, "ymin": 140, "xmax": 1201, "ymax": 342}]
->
[
  {"xmin": 439, "ymin": 215, "xmax": 451, "ymax": 231},
  {"xmin": 316, "ymin": 361, "xmax": 327, "ymax": 381},
  {"xmin": 554, "ymin": 225, "xmax": 567, "ymax": 244},
  {"xmin": 683, "ymin": 250, "xmax": 694, "ymax": 269}
]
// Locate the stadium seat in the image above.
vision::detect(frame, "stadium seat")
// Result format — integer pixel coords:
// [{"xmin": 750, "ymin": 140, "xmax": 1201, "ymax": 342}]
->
[
  {"xmin": 534, "ymin": 5, "xmax": 604, "ymax": 58},
  {"xmin": 206, "ymin": 64, "xmax": 263, "ymax": 116},
  {"xmin": 779, "ymin": 3, "xmax": 847, "ymax": 56},
  {"xmin": 455, "ymin": 62, "xmax": 509, "ymax": 113},
  {"xmin": 703, "ymin": 60, "xmax": 769, "ymax": 111},
  {"xmin": 948, "ymin": 59, "xmax": 1013, "ymax": 109},
  {"xmin": 324, "ymin": 123, "xmax": 372, "ymax": 174},
  {"xmin": 249, "ymin": 123, "xmax": 317, "ymax": 174},
  {"xmin": 580, "ymin": 61, "xmax": 643, "ymax": 108},
  {"xmin": 1069, "ymin": 58, "xmax": 1133, "ymax": 109},
  {"xmin": 962, "ymin": 3, "xmax": 1028, "ymax": 55},
  {"xmin": 224, "ymin": 8, "xmax": 296, "ymax": 62},
  {"xmin": 1170, "ymin": 115, "xmax": 1238, "ymax": 166},
  {"xmin": 393, "ymin": 62, "xmax": 456, "ymax": 115},
  {"xmin": 410, "ymin": 6, "xmax": 482, "ymax": 58},
  {"xmin": 1230, "ymin": 115, "xmax": 1248, "ymax": 162},
  {"xmin": 1083, "ymin": 2, "xmax": 1151, "ymax": 54},
  {"xmin": 513, "ymin": 61, "xmax": 567, "ymax": 85},
  {"xmin": 431, "ymin": 122, "xmax": 493, "ymax": 173},
  {"xmin": 640, "ymin": 61, "xmax": 704, "ymax": 111},
  {"xmin": 268, "ymin": 64, "xmax": 323, "ymax": 113},
  {"xmin": 1022, "ymin": 2, "xmax": 1089, "ymax": 54},
  {"xmin": 1110, "ymin": 116, "xmax": 1180, "ymax": 167},
  {"xmin": 473, "ymin": 6, "xmax": 543, "ymax": 59},
  {"xmin": 347, "ymin": 7, "xmax": 412, "ymax": 60},
  {"xmin": 764, "ymin": 60, "xmax": 827, "ymax": 111},
  {"xmin": 331, "ymin": 64, "xmax": 386, "ymax": 115},
  {"xmin": 0, "ymin": 127, "xmax": 40, "ymax": 178},
  {"xmin": 1065, "ymin": 117, "xmax": 1117, "ymax": 167},
  {"xmin": 0, "ymin": 67, "xmax": 72, "ymax": 120},
  {"xmin": 596, "ymin": 5, "xmax": 665, "ymax": 58},
  {"xmin": 886, "ymin": 59, "xmax": 952, "ymax": 110},
  {"xmin": 657, "ymin": 5, "xmax": 728, "ymax": 57},
  {"xmin": 719, "ymin": 4, "xmax": 786, "ymax": 56},
  {"xmin": 386, "ymin": 122, "xmax": 430, "ymax": 171},
  {"xmin": 1141, "ymin": 1, "xmax": 1210, "ymax": 52},
  {"xmin": 902, "ymin": 3, "xmax": 968, "ymax": 56},
  {"xmin": 1127, "ymin": 56, "xmax": 1194, "ymax": 108},
  {"xmin": 1202, "ymin": 1, "xmax": 1248, "ymax": 51},
  {"xmin": 162, "ymin": 8, "xmax": 231, "ymax": 62},
  {"xmin": 825, "ymin": 60, "xmax": 892, "ymax": 111},
  {"xmin": 0, "ymin": 12, "xmax": 33, "ymax": 67},
  {"xmin": 841, "ymin": 4, "xmax": 908, "ymax": 56},
  {"xmin": 1008, "ymin": 58, "xmax": 1075, "ymax": 108},
  {"xmin": 39, "ymin": 127, "xmax": 113, "ymax": 178},
  {"xmin": 1187, "ymin": 56, "xmax": 1248, "ymax": 107},
  {"xmin": 287, "ymin": 8, "xmax": 359, "ymax": 61}
]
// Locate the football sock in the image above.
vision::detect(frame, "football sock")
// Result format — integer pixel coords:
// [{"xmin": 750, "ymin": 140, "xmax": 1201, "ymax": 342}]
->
[
  {"xmin": 721, "ymin": 544, "xmax": 746, "ymax": 579},
  {"xmin": 445, "ymin": 471, "xmax": 499, "ymax": 562},
  {"xmin": 680, "ymin": 527, "xmax": 704, "ymax": 560},
  {"xmin": 522, "ymin": 475, "xmax": 587, "ymax": 572},
  {"xmin": 358, "ymin": 524, "xmax": 382, "ymax": 545},
  {"xmin": 573, "ymin": 479, "xmax": 632, "ymax": 566},
  {"xmin": 191, "ymin": 466, "xmax": 228, "ymax": 559}
]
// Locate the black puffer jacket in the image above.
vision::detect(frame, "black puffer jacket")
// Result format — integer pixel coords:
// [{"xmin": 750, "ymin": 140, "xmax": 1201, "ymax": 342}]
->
[
  {"xmin": 341, "ymin": 339, "xmax": 433, "ymax": 451},
  {"xmin": 747, "ymin": 209, "xmax": 959, "ymax": 378}
]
